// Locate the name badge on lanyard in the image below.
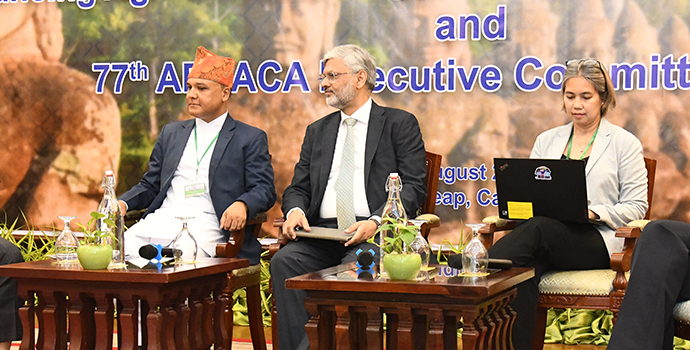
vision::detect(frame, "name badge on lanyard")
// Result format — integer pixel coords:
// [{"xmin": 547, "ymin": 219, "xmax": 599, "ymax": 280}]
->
[
  {"xmin": 185, "ymin": 182, "xmax": 207, "ymax": 197},
  {"xmin": 190, "ymin": 125, "xmax": 220, "ymax": 198}
]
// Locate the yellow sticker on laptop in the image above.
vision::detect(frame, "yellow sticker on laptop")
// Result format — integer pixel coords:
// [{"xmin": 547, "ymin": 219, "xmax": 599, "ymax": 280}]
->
[{"xmin": 507, "ymin": 201, "xmax": 534, "ymax": 219}]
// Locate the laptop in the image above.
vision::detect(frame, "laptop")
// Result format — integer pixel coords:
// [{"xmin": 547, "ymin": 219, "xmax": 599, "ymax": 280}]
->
[{"xmin": 493, "ymin": 158, "xmax": 589, "ymax": 223}]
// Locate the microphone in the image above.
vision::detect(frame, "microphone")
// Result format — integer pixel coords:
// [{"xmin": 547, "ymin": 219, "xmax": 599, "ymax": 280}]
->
[
  {"xmin": 447, "ymin": 254, "xmax": 513, "ymax": 271},
  {"xmin": 139, "ymin": 244, "xmax": 181, "ymax": 260},
  {"xmin": 356, "ymin": 248, "xmax": 376, "ymax": 279}
]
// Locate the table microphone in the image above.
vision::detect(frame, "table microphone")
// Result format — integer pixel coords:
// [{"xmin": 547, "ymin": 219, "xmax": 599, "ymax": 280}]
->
[
  {"xmin": 356, "ymin": 248, "xmax": 376, "ymax": 279},
  {"xmin": 447, "ymin": 254, "xmax": 513, "ymax": 271},
  {"xmin": 139, "ymin": 244, "xmax": 181, "ymax": 260}
]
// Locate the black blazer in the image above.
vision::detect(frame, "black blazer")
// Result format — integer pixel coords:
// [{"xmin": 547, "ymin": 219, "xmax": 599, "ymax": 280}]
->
[
  {"xmin": 282, "ymin": 101, "xmax": 427, "ymax": 223},
  {"xmin": 120, "ymin": 114, "xmax": 276, "ymax": 264}
]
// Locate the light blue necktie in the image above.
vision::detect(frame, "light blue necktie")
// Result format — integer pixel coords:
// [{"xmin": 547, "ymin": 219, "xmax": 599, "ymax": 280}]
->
[{"xmin": 335, "ymin": 118, "xmax": 357, "ymax": 230}]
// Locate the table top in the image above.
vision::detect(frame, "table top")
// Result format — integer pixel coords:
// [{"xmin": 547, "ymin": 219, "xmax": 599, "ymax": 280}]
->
[
  {"xmin": 286, "ymin": 263, "xmax": 534, "ymax": 301},
  {"xmin": 0, "ymin": 257, "xmax": 248, "ymax": 284}
]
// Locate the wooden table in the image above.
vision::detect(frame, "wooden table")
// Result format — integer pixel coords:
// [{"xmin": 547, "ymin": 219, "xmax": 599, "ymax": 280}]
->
[
  {"xmin": 0, "ymin": 258, "xmax": 249, "ymax": 350},
  {"xmin": 286, "ymin": 264, "xmax": 534, "ymax": 350}
]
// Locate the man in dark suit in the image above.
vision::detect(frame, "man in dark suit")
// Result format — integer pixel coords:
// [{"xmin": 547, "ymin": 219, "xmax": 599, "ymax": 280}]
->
[
  {"xmin": 118, "ymin": 46, "xmax": 276, "ymax": 265},
  {"xmin": 271, "ymin": 44, "xmax": 427, "ymax": 350}
]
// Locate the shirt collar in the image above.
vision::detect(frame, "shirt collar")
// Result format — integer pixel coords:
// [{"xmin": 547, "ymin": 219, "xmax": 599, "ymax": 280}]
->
[
  {"xmin": 196, "ymin": 112, "xmax": 227, "ymax": 130},
  {"xmin": 340, "ymin": 98, "xmax": 372, "ymax": 125}
]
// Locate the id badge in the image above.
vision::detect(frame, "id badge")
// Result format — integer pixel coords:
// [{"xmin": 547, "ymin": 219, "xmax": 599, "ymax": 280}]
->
[{"xmin": 185, "ymin": 183, "xmax": 207, "ymax": 197}]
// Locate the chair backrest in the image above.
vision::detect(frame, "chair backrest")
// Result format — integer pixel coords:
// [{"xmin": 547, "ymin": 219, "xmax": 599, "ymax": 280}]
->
[
  {"xmin": 421, "ymin": 151, "xmax": 442, "ymax": 215},
  {"xmin": 643, "ymin": 157, "xmax": 656, "ymax": 220}
]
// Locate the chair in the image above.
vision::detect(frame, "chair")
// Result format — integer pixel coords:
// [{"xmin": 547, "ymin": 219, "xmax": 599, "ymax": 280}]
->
[
  {"xmin": 215, "ymin": 213, "xmax": 269, "ymax": 350},
  {"xmin": 268, "ymin": 150, "xmax": 443, "ymax": 350},
  {"xmin": 478, "ymin": 157, "xmax": 657, "ymax": 350}
]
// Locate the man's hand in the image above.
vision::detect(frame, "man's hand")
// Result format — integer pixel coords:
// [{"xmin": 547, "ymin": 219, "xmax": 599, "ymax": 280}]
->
[
  {"xmin": 343, "ymin": 220, "xmax": 378, "ymax": 247},
  {"xmin": 220, "ymin": 201, "xmax": 248, "ymax": 231},
  {"xmin": 118, "ymin": 200, "xmax": 127, "ymax": 215},
  {"xmin": 282, "ymin": 210, "xmax": 310, "ymax": 240}
]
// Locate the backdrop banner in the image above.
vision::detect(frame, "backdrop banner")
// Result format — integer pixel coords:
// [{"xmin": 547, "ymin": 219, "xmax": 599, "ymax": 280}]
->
[{"xmin": 1, "ymin": 0, "xmax": 689, "ymax": 245}]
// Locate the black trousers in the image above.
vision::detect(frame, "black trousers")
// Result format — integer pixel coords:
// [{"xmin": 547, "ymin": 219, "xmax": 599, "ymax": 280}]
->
[
  {"xmin": 487, "ymin": 216, "xmax": 610, "ymax": 350},
  {"xmin": 608, "ymin": 220, "xmax": 690, "ymax": 350},
  {"xmin": 271, "ymin": 228, "xmax": 380, "ymax": 350},
  {"xmin": 0, "ymin": 237, "xmax": 24, "ymax": 343}
]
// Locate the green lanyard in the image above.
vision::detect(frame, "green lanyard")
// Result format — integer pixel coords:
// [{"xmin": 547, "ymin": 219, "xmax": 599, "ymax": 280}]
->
[
  {"xmin": 194, "ymin": 126, "xmax": 220, "ymax": 176},
  {"xmin": 567, "ymin": 125, "xmax": 599, "ymax": 160}
]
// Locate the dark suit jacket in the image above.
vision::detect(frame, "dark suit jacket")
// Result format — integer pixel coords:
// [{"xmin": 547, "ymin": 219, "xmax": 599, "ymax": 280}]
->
[
  {"xmin": 282, "ymin": 101, "xmax": 427, "ymax": 224},
  {"xmin": 120, "ymin": 114, "xmax": 276, "ymax": 264}
]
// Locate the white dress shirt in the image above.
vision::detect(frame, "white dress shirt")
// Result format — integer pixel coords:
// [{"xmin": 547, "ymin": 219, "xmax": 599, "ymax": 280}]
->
[{"xmin": 319, "ymin": 98, "xmax": 373, "ymax": 220}]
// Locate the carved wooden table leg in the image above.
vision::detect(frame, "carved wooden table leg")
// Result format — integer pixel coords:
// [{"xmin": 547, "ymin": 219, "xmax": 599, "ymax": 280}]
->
[
  {"xmin": 411, "ymin": 308, "xmax": 430, "ymax": 350},
  {"xmin": 428, "ymin": 309, "xmax": 445, "ymax": 349},
  {"xmin": 212, "ymin": 281, "xmax": 228, "ymax": 350},
  {"xmin": 348, "ymin": 305, "xmax": 380, "ymax": 349},
  {"xmin": 145, "ymin": 301, "xmax": 164, "ymax": 350},
  {"xmin": 17, "ymin": 290, "xmax": 36, "ymax": 350},
  {"xmin": 93, "ymin": 294, "xmax": 115, "ymax": 350},
  {"xmin": 188, "ymin": 287, "xmax": 205, "ymax": 350},
  {"xmin": 162, "ymin": 300, "xmax": 178, "ymax": 350},
  {"xmin": 200, "ymin": 291, "xmax": 215, "ymax": 349},
  {"xmin": 334, "ymin": 305, "xmax": 350, "ymax": 348},
  {"xmin": 41, "ymin": 290, "xmax": 68, "ymax": 350},
  {"xmin": 118, "ymin": 295, "xmax": 139, "ymax": 350},
  {"xmin": 364, "ymin": 307, "xmax": 382, "ymax": 349},
  {"xmin": 443, "ymin": 310, "xmax": 461, "ymax": 350},
  {"xmin": 382, "ymin": 307, "xmax": 413, "ymax": 349},
  {"xmin": 66, "ymin": 292, "xmax": 90, "ymax": 350},
  {"xmin": 173, "ymin": 290, "xmax": 191, "ymax": 350}
]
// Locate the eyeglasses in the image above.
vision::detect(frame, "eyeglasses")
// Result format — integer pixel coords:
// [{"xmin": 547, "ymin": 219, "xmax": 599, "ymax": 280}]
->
[
  {"xmin": 564, "ymin": 59, "xmax": 608, "ymax": 95},
  {"xmin": 318, "ymin": 71, "xmax": 351, "ymax": 83}
]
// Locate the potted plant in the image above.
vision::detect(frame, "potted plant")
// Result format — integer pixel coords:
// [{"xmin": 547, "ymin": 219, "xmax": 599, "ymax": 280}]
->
[
  {"xmin": 370, "ymin": 217, "xmax": 422, "ymax": 280},
  {"xmin": 75, "ymin": 212, "xmax": 116, "ymax": 270}
]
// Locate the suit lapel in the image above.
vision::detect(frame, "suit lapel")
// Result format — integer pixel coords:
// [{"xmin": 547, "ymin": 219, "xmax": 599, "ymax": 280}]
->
[
  {"xmin": 547, "ymin": 123, "xmax": 572, "ymax": 159},
  {"xmin": 315, "ymin": 113, "xmax": 340, "ymax": 198},
  {"xmin": 209, "ymin": 113, "xmax": 236, "ymax": 188},
  {"xmin": 162, "ymin": 119, "xmax": 194, "ymax": 189},
  {"xmin": 365, "ymin": 102, "xmax": 385, "ymax": 185},
  {"xmin": 585, "ymin": 118, "xmax": 612, "ymax": 175}
]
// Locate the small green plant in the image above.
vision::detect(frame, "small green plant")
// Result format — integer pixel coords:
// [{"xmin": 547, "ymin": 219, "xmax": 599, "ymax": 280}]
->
[
  {"xmin": 76, "ymin": 211, "xmax": 117, "ymax": 245},
  {"xmin": 0, "ymin": 210, "xmax": 55, "ymax": 262},
  {"xmin": 435, "ymin": 222, "xmax": 469, "ymax": 264},
  {"xmin": 369, "ymin": 217, "xmax": 418, "ymax": 254}
]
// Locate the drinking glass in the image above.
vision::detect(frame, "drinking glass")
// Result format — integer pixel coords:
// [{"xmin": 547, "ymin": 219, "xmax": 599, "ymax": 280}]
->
[
  {"xmin": 462, "ymin": 223, "xmax": 489, "ymax": 276},
  {"xmin": 56, "ymin": 216, "xmax": 80, "ymax": 265},
  {"xmin": 171, "ymin": 216, "xmax": 198, "ymax": 265},
  {"xmin": 408, "ymin": 219, "xmax": 431, "ymax": 271}
]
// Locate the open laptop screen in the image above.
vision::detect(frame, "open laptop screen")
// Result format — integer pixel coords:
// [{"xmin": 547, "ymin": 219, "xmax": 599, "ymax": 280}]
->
[{"xmin": 493, "ymin": 158, "xmax": 589, "ymax": 223}]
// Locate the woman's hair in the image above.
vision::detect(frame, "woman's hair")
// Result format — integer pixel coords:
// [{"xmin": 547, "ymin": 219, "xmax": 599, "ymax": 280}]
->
[
  {"xmin": 323, "ymin": 44, "xmax": 377, "ymax": 91},
  {"xmin": 562, "ymin": 59, "xmax": 617, "ymax": 117}
]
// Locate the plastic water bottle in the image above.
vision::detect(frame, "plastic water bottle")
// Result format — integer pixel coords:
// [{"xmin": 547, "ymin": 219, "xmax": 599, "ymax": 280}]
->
[{"xmin": 97, "ymin": 170, "xmax": 126, "ymax": 269}]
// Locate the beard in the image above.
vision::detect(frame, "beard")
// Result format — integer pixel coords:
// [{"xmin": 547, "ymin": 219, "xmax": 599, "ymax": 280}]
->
[{"xmin": 326, "ymin": 80, "xmax": 356, "ymax": 110}]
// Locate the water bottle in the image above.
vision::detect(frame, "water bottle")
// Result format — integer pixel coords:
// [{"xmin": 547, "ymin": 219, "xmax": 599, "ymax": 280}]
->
[
  {"xmin": 97, "ymin": 170, "xmax": 126, "ymax": 269},
  {"xmin": 379, "ymin": 173, "xmax": 407, "ymax": 276}
]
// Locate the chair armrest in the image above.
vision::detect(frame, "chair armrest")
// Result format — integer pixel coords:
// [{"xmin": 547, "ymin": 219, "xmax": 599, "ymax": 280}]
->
[
  {"xmin": 270, "ymin": 217, "xmax": 289, "ymax": 254},
  {"xmin": 609, "ymin": 225, "xmax": 644, "ymax": 293},
  {"xmin": 215, "ymin": 212, "xmax": 268, "ymax": 258},
  {"xmin": 610, "ymin": 226, "xmax": 642, "ymax": 272}
]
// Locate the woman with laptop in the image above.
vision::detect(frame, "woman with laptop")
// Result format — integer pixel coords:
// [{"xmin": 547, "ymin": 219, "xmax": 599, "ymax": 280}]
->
[{"xmin": 488, "ymin": 59, "xmax": 648, "ymax": 350}]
